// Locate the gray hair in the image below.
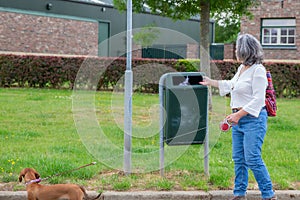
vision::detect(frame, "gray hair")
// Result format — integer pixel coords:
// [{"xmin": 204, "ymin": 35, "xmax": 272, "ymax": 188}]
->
[{"xmin": 236, "ymin": 34, "xmax": 264, "ymax": 66}]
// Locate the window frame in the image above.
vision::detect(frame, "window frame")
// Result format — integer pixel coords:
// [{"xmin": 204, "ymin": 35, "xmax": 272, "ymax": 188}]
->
[{"xmin": 261, "ymin": 18, "xmax": 296, "ymax": 48}]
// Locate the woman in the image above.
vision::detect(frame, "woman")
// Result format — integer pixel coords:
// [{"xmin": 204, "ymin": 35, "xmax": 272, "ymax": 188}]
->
[{"xmin": 200, "ymin": 34, "xmax": 277, "ymax": 200}]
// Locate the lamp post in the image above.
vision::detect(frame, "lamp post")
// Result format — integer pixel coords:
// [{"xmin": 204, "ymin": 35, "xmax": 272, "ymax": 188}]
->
[{"xmin": 124, "ymin": 0, "xmax": 133, "ymax": 175}]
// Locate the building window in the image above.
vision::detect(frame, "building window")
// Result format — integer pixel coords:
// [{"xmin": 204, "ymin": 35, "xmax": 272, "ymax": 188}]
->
[{"xmin": 261, "ymin": 18, "xmax": 296, "ymax": 46}]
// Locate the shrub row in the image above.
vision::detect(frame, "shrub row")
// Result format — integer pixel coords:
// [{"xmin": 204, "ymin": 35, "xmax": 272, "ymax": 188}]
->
[
  {"xmin": 212, "ymin": 60, "xmax": 300, "ymax": 98},
  {"xmin": 0, "ymin": 54, "xmax": 299, "ymax": 97}
]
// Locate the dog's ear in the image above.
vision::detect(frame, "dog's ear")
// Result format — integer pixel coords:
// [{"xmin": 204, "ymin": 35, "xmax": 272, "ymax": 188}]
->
[
  {"xmin": 18, "ymin": 174, "xmax": 24, "ymax": 182},
  {"xmin": 19, "ymin": 169, "xmax": 25, "ymax": 182},
  {"xmin": 30, "ymin": 168, "xmax": 40, "ymax": 179},
  {"xmin": 35, "ymin": 172, "xmax": 40, "ymax": 179}
]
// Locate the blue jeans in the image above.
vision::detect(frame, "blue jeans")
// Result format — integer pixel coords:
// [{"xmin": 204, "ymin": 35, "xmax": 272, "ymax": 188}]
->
[{"xmin": 232, "ymin": 108, "xmax": 274, "ymax": 199}]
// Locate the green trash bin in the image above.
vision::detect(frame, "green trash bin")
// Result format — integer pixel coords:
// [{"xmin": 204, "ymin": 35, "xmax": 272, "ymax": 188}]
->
[{"xmin": 163, "ymin": 72, "xmax": 208, "ymax": 145}]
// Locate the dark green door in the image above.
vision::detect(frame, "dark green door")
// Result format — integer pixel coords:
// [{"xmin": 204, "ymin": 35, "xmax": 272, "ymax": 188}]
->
[{"xmin": 98, "ymin": 21, "xmax": 110, "ymax": 57}]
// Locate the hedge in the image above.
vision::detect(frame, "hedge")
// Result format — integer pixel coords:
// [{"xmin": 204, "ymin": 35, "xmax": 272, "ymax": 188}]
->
[
  {"xmin": 0, "ymin": 54, "xmax": 299, "ymax": 97},
  {"xmin": 210, "ymin": 60, "xmax": 300, "ymax": 98}
]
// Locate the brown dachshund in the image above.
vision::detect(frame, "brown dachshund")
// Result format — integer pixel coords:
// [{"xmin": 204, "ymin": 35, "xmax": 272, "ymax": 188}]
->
[{"xmin": 19, "ymin": 168, "xmax": 101, "ymax": 200}]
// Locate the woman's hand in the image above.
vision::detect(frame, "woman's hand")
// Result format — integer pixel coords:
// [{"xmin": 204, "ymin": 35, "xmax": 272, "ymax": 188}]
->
[
  {"xmin": 199, "ymin": 76, "xmax": 219, "ymax": 88},
  {"xmin": 226, "ymin": 109, "xmax": 248, "ymax": 124},
  {"xmin": 199, "ymin": 76, "xmax": 210, "ymax": 86},
  {"xmin": 226, "ymin": 113, "xmax": 241, "ymax": 124}
]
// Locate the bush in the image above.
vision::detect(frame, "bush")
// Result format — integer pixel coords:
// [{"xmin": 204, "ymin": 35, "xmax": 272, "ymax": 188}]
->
[
  {"xmin": 0, "ymin": 55, "xmax": 84, "ymax": 89},
  {"xmin": 0, "ymin": 54, "xmax": 299, "ymax": 97},
  {"xmin": 211, "ymin": 60, "xmax": 300, "ymax": 98}
]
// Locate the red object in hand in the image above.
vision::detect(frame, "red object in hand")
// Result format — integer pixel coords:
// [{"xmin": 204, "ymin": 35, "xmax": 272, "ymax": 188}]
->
[{"xmin": 220, "ymin": 119, "xmax": 231, "ymax": 132}]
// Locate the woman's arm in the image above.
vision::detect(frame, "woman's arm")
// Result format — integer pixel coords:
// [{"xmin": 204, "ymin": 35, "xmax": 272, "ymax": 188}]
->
[{"xmin": 200, "ymin": 76, "xmax": 233, "ymax": 97}]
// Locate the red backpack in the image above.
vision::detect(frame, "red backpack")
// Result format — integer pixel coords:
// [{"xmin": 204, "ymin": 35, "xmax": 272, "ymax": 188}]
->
[{"xmin": 265, "ymin": 71, "xmax": 277, "ymax": 117}]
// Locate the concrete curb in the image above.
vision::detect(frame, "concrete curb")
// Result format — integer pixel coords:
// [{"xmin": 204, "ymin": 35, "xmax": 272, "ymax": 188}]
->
[
  {"xmin": 0, "ymin": 190, "xmax": 299, "ymax": 200},
  {"xmin": 103, "ymin": 191, "xmax": 210, "ymax": 200}
]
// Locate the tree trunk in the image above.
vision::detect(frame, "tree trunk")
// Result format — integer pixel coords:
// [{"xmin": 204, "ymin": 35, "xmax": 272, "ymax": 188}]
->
[
  {"xmin": 200, "ymin": 0, "xmax": 212, "ymax": 109},
  {"xmin": 200, "ymin": 0, "xmax": 211, "ymax": 77},
  {"xmin": 200, "ymin": 1, "xmax": 211, "ymax": 178}
]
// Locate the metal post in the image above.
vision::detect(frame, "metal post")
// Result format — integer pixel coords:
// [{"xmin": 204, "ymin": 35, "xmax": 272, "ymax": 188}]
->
[
  {"xmin": 204, "ymin": 91, "xmax": 209, "ymax": 176},
  {"xmin": 124, "ymin": 0, "xmax": 132, "ymax": 175},
  {"xmin": 159, "ymin": 74, "xmax": 169, "ymax": 177}
]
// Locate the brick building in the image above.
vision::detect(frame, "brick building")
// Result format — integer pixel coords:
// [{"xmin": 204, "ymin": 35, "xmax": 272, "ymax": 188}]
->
[
  {"xmin": 0, "ymin": 0, "xmax": 215, "ymax": 58},
  {"xmin": 240, "ymin": 0, "xmax": 300, "ymax": 61},
  {"xmin": 0, "ymin": 12, "xmax": 99, "ymax": 56}
]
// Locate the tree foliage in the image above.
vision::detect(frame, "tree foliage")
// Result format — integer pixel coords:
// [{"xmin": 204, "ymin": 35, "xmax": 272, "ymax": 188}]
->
[
  {"xmin": 215, "ymin": 24, "xmax": 239, "ymax": 43},
  {"xmin": 113, "ymin": 0, "xmax": 259, "ymax": 74},
  {"xmin": 113, "ymin": 0, "xmax": 258, "ymax": 21},
  {"xmin": 214, "ymin": 19, "xmax": 240, "ymax": 43},
  {"xmin": 133, "ymin": 24, "xmax": 160, "ymax": 47}
]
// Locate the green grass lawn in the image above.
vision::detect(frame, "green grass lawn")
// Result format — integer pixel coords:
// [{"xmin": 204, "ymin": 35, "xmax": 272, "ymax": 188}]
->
[{"xmin": 0, "ymin": 88, "xmax": 299, "ymax": 192}]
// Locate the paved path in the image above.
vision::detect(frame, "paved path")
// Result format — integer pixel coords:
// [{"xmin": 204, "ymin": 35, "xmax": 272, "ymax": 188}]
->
[{"xmin": 0, "ymin": 190, "xmax": 299, "ymax": 200}]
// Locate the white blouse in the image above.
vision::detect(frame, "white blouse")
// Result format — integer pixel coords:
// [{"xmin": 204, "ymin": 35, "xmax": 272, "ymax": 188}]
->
[{"xmin": 218, "ymin": 64, "xmax": 268, "ymax": 117}]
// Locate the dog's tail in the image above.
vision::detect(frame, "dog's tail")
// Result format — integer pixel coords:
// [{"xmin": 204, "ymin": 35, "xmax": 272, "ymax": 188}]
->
[{"xmin": 80, "ymin": 186, "xmax": 102, "ymax": 200}]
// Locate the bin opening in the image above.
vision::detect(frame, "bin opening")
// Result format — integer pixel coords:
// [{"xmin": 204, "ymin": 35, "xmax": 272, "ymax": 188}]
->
[{"xmin": 172, "ymin": 75, "xmax": 203, "ymax": 86}]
